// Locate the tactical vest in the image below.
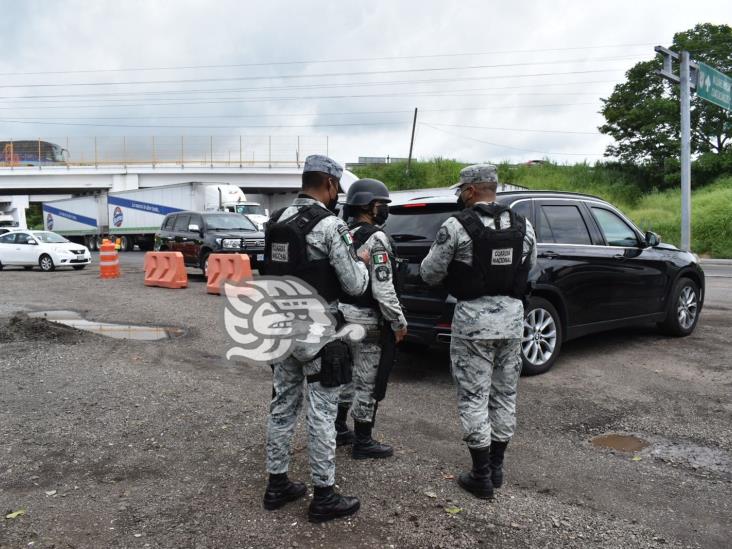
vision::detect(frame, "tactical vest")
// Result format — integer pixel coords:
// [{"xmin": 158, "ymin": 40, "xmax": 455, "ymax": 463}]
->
[
  {"xmin": 262, "ymin": 203, "xmax": 342, "ymax": 302},
  {"xmin": 445, "ymin": 203, "xmax": 530, "ymax": 301},
  {"xmin": 340, "ymin": 222, "xmax": 407, "ymax": 309}
]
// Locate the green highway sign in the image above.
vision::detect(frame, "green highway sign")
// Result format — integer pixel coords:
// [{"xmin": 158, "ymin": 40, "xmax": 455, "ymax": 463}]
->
[{"xmin": 697, "ymin": 62, "xmax": 732, "ymax": 112}]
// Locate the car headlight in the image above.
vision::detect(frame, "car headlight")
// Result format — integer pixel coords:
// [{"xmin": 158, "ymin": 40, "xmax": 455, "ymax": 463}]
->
[{"xmin": 222, "ymin": 238, "xmax": 241, "ymax": 249}]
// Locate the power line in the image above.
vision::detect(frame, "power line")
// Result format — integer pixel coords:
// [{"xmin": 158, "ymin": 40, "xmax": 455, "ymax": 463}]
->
[
  {"xmin": 422, "ymin": 122, "xmax": 598, "ymax": 135},
  {"xmin": 0, "ymin": 109, "xmax": 415, "ymax": 121},
  {"xmin": 0, "ymin": 116, "xmax": 602, "ymax": 136},
  {"xmin": 0, "ymin": 43, "xmax": 657, "ymax": 77},
  {"xmin": 0, "ymin": 118, "xmax": 411, "ymax": 129},
  {"xmin": 0, "ymin": 56, "xmax": 639, "ymax": 89},
  {"xmin": 0, "ymin": 78, "xmax": 619, "ymax": 102},
  {"xmin": 1, "ymin": 89, "xmax": 603, "ymax": 106},
  {"xmin": 0, "ymin": 93, "xmax": 599, "ymax": 111},
  {"xmin": 420, "ymin": 123, "xmax": 605, "ymax": 156}
]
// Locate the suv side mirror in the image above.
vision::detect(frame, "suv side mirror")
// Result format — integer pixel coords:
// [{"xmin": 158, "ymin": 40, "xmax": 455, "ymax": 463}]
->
[
  {"xmin": 188, "ymin": 224, "xmax": 200, "ymax": 233},
  {"xmin": 645, "ymin": 231, "xmax": 660, "ymax": 247}
]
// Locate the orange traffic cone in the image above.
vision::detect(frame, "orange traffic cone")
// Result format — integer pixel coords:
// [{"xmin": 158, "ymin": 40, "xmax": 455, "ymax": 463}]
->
[{"xmin": 99, "ymin": 240, "xmax": 120, "ymax": 279}]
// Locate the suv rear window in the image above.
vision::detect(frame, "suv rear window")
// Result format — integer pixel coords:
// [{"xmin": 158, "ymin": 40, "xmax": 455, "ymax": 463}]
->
[
  {"xmin": 538, "ymin": 205, "xmax": 592, "ymax": 245},
  {"xmin": 384, "ymin": 206, "xmax": 455, "ymax": 242}
]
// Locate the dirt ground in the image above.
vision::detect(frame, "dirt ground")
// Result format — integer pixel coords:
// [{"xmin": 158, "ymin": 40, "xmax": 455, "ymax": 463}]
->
[{"xmin": 1, "ymin": 255, "xmax": 730, "ymax": 549}]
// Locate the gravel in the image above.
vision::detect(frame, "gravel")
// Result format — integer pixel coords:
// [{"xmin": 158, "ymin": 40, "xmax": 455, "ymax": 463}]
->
[{"xmin": 0, "ymin": 254, "xmax": 729, "ymax": 548}]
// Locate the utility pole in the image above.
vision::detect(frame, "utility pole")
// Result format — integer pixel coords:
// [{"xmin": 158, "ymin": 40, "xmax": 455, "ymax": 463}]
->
[
  {"xmin": 655, "ymin": 46, "xmax": 698, "ymax": 251},
  {"xmin": 406, "ymin": 107, "xmax": 418, "ymax": 176}
]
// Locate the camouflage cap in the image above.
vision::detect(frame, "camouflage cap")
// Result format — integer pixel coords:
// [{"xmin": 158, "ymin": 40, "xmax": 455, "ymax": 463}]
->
[
  {"xmin": 303, "ymin": 154, "xmax": 343, "ymax": 180},
  {"xmin": 449, "ymin": 163, "xmax": 499, "ymax": 189}
]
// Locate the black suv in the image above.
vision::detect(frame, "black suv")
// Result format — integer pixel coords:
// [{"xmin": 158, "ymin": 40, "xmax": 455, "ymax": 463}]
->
[
  {"xmin": 384, "ymin": 190, "xmax": 705, "ymax": 375},
  {"xmin": 154, "ymin": 211, "xmax": 265, "ymax": 276}
]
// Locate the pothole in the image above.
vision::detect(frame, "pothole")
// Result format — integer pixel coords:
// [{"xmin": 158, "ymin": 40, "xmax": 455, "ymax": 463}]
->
[
  {"xmin": 591, "ymin": 432, "xmax": 732, "ymax": 478},
  {"xmin": 27, "ymin": 310, "xmax": 184, "ymax": 341},
  {"xmin": 591, "ymin": 433, "xmax": 650, "ymax": 452}
]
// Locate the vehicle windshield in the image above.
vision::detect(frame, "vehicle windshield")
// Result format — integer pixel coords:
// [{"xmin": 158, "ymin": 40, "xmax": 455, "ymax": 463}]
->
[
  {"xmin": 384, "ymin": 207, "xmax": 455, "ymax": 242},
  {"xmin": 203, "ymin": 214, "xmax": 256, "ymax": 231},
  {"xmin": 235, "ymin": 204, "xmax": 266, "ymax": 216},
  {"xmin": 33, "ymin": 231, "xmax": 69, "ymax": 243}
]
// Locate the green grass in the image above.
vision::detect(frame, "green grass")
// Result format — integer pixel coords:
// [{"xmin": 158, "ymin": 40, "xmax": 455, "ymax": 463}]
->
[
  {"xmin": 352, "ymin": 160, "xmax": 732, "ymax": 258},
  {"xmin": 626, "ymin": 177, "xmax": 732, "ymax": 258}
]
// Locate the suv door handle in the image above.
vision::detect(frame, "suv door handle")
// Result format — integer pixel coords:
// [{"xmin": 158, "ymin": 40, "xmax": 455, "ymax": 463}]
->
[{"xmin": 540, "ymin": 251, "xmax": 559, "ymax": 259}]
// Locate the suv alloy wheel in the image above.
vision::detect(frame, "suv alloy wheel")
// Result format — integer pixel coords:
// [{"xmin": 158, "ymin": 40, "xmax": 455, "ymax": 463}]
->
[{"xmin": 521, "ymin": 297, "xmax": 562, "ymax": 375}]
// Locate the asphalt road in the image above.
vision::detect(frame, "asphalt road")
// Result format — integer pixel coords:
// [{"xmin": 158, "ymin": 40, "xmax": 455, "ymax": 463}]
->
[{"xmin": 0, "ymin": 252, "xmax": 730, "ymax": 548}]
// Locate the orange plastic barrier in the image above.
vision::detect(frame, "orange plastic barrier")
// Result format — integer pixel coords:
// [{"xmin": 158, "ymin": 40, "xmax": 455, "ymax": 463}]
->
[
  {"xmin": 99, "ymin": 240, "xmax": 120, "ymax": 279},
  {"xmin": 144, "ymin": 252, "xmax": 188, "ymax": 289},
  {"xmin": 206, "ymin": 253, "xmax": 253, "ymax": 295}
]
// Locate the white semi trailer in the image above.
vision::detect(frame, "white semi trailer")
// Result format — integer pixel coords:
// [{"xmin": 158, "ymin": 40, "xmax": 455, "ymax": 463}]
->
[{"xmin": 42, "ymin": 182, "xmax": 254, "ymax": 251}]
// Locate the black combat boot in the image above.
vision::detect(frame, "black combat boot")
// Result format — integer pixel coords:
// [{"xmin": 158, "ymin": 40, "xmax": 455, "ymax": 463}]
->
[
  {"xmin": 335, "ymin": 404, "xmax": 354, "ymax": 447},
  {"xmin": 262, "ymin": 473, "xmax": 307, "ymax": 510},
  {"xmin": 489, "ymin": 440, "xmax": 509, "ymax": 489},
  {"xmin": 352, "ymin": 421, "xmax": 394, "ymax": 459},
  {"xmin": 308, "ymin": 485, "xmax": 360, "ymax": 523},
  {"xmin": 457, "ymin": 446, "xmax": 494, "ymax": 499}
]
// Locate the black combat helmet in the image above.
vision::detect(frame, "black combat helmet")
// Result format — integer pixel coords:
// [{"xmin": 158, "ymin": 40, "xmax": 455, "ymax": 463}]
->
[{"xmin": 345, "ymin": 178, "xmax": 391, "ymax": 206}]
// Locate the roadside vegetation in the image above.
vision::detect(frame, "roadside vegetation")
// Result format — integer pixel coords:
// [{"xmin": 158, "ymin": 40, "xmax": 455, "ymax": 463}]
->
[{"xmin": 351, "ymin": 160, "xmax": 732, "ymax": 258}]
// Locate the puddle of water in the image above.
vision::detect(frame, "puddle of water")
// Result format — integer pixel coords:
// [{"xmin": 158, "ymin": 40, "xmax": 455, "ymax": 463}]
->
[
  {"xmin": 591, "ymin": 432, "xmax": 732, "ymax": 477},
  {"xmin": 28, "ymin": 310, "xmax": 184, "ymax": 341},
  {"xmin": 591, "ymin": 434, "xmax": 650, "ymax": 452}
]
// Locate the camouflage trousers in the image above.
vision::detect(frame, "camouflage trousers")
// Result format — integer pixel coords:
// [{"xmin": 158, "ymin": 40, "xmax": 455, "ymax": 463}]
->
[
  {"xmin": 449, "ymin": 336, "xmax": 522, "ymax": 449},
  {"xmin": 339, "ymin": 325, "xmax": 381, "ymax": 423},
  {"xmin": 266, "ymin": 355, "xmax": 341, "ymax": 487}
]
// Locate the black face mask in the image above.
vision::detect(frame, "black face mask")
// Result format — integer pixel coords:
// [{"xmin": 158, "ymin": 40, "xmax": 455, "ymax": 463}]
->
[
  {"xmin": 373, "ymin": 204, "xmax": 389, "ymax": 225},
  {"xmin": 326, "ymin": 181, "xmax": 340, "ymax": 214},
  {"xmin": 456, "ymin": 194, "xmax": 467, "ymax": 211}
]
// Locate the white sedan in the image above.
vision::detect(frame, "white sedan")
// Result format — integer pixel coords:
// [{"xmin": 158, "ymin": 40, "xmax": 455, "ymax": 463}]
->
[{"xmin": 0, "ymin": 230, "xmax": 91, "ymax": 272}]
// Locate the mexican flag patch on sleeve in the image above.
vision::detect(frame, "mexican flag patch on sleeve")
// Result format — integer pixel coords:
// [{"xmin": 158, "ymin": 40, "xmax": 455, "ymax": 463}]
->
[
  {"xmin": 373, "ymin": 251, "xmax": 389, "ymax": 264},
  {"xmin": 338, "ymin": 225, "xmax": 354, "ymax": 246}
]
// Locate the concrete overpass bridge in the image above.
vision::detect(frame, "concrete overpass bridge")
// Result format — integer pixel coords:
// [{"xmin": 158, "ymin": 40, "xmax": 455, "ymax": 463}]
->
[
  {"xmin": 0, "ymin": 163, "xmax": 356, "ymax": 228},
  {"xmin": 0, "ymin": 136, "xmax": 340, "ymax": 227}
]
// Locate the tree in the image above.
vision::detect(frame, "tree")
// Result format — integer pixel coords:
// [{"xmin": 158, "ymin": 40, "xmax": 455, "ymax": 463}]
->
[{"xmin": 599, "ymin": 23, "xmax": 732, "ymax": 169}]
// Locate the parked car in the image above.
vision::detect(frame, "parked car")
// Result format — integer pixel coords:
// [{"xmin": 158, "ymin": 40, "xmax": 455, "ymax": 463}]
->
[
  {"xmin": 0, "ymin": 230, "xmax": 91, "ymax": 271},
  {"xmin": 384, "ymin": 190, "xmax": 705, "ymax": 375},
  {"xmin": 154, "ymin": 211, "xmax": 265, "ymax": 276}
]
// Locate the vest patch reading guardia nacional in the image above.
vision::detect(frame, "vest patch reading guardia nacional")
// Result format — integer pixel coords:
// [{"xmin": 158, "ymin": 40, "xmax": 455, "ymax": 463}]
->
[
  {"xmin": 491, "ymin": 248, "xmax": 513, "ymax": 265},
  {"xmin": 271, "ymin": 242, "xmax": 289, "ymax": 262}
]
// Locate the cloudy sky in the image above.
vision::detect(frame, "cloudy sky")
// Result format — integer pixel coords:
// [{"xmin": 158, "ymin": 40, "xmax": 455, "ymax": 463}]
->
[{"xmin": 0, "ymin": 0, "xmax": 728, "ymax": 166}]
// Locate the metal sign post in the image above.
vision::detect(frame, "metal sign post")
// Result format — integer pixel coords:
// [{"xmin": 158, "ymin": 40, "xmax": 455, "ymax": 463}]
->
[
  {"xmin": 655, "ymin": 46, "xmax": 698, "ymax": 251},
  {"xmin": 679, "ymin": 51, "xmax": 692, "ymax": 253}
]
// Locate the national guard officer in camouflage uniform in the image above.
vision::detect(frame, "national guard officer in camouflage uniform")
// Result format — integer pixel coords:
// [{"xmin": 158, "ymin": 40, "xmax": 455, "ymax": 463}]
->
[
  {"xmin": 420, "ymin": 164, "xmax": 537, "ymax": 499},
  {"xmin": 336, "ymin": 178, "xmax": 408, "ymax": 459},
  {"xmin": 261, "ymin": 155, "xmax": 369, "ymax": 522}
]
